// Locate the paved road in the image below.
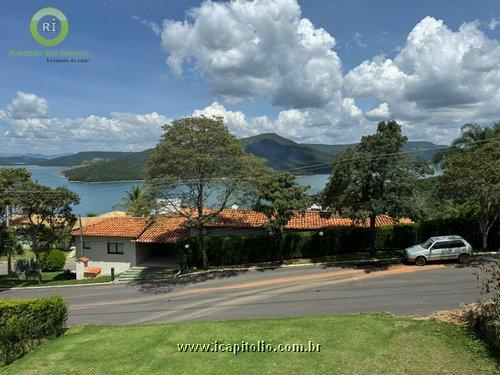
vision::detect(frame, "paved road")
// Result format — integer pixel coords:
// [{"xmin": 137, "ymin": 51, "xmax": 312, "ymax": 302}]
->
[{"xmin": 0, "ymin": 262, "xmax": 485, "ymax": 325}]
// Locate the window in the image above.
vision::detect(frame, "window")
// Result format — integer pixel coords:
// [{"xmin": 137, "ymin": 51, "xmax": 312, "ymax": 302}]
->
[
  {"xmin": 422, "ymin": 239, "xmax": 434, "ymax": 249},
  {"xmin": 449, "ymin": 240, "xmax": 466, "ymax": 248},
  {"xmin": 83, "ymin": 242, "xmax": 91, "ymax": 250},
  {"xmin": 107, "ymin": 242, "xmax": 124, "ymax": 254},
  {"xmin": 431, "ymin": 241, "xmax": 447, "ymax": 249}
]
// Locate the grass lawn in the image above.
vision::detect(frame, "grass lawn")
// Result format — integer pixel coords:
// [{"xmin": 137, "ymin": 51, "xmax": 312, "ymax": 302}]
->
[
  {"xmin": 3, "ymin": 314, "xmax": 499, "ymax": 374},
  {"xmin": 0, "ymin": 271, "xmax": 111, "ymax": 289}
]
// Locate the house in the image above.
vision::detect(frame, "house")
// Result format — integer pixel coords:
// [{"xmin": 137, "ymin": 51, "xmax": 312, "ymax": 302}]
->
[{"xmin": 72, "ymin": 210, "xmax": 411, "ymax": 279}]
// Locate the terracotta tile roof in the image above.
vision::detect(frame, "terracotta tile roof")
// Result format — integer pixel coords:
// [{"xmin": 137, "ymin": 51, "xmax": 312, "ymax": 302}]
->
[
  {"xmin": 285, "ymin": 212, "xmax": 409, "ymax": 230},
  {"xmin": 71, "ymin": 217, "xmax": 150, "ymax": 238},
  {"xmin": 72, "ymin": 210, "xmax": 413, "ymax": 243},
  {"xmin": 135, "ymin": 217, "xmax": 189, "ymax": 244},
  {"xmin": 71, "ymin": 211, "xmax": 131, "ymax": 232},
  {"xmin": 204, "ymin": 209, "xmax": 268, "ymax": 228}
]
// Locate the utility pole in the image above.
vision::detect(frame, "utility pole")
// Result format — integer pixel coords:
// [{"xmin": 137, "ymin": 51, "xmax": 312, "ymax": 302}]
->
[
  {"xmin": 5, "ymin": 205, "xmax": 12, "ymax": 275},
  {"xmin": 78, "ymin": 215, "xmax": 84, "ymax": 258}
]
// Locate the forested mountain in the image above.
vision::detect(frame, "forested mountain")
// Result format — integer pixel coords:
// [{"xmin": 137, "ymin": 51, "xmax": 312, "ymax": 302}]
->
[{"xmin": 0, "ymin": 133, "xmax": 448, "ymax": 182}]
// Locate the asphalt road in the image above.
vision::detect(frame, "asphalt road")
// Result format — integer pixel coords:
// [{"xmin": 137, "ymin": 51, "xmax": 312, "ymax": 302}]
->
[{"xmin": 0, "ymin": 262, "xmax": 485, "ymax": 325}]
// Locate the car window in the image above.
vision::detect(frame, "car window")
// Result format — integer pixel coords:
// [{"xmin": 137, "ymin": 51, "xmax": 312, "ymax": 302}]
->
[
  {"xmin": 422, "ymin": 239, "xmax": 434, "ymax": 249},
  {"xmin": 450, "ymin": 240, "xmax": 466, "ymax": 248},
  {"xmin": 432, "ymin": 241, "xmax": 447, "ymax": 249}
]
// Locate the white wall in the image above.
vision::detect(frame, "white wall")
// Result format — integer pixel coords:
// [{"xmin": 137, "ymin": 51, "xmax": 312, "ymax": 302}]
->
[
  {"xmin": 76, "ymin": 260, "xmax": 130, "ymax": 280},
  {"xmin": 75, "ymin": 236, "xmax": 137, "ymax": 263},
  {"xmin": 74, "ymin": 236, "xmax": 137, "ymax": 279}
]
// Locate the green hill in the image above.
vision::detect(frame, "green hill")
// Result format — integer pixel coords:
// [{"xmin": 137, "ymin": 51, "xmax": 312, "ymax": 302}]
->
[
  {"xmin": 306, "ymin": 141, "xmax": 447, "ymax": 161},
  {"xmin": 0, "ymin": 155, "xmax": 44, "ymax": 166},
  {"xmin": 42, "ymin": 133, "xmax": 448, "ymax": 182},
  {"xmin": 38, "ymin": 151, "xmax": 134, "ymax": 167},
  {"xmin": 241, "ymin": 133, "xmax": 332, "ymax": 174},
  {"xmin": 62, "ymin": 150, "xmax": 152, "ymax": 182}
]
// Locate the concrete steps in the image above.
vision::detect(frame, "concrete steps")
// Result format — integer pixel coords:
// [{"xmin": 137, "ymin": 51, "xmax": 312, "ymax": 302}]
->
[{"xmin": 114, "ymin": 266, "xmax": 176, "ymax": 283}]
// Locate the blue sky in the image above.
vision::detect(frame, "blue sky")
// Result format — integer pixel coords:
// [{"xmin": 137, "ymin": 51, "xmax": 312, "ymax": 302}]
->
[{"xmin": 1, "ymin": 0, "xmax": 499, "ymax": 153}]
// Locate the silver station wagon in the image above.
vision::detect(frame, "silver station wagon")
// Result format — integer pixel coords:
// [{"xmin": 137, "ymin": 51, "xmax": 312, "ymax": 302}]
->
[{"xmin": 405, "ymin": 235, "xmax": 472, "ymax": 266}]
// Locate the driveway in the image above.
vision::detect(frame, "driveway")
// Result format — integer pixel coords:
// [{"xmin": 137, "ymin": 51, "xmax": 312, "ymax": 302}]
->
[{"xmin": 0, "ymin": 262, "xmax": 486, "ymax": 325}]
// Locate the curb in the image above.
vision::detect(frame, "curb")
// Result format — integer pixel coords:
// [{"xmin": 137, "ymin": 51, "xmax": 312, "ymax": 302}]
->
[{"xmin": 6, "ymin": 281, "xmax": 113, "ymax": 291}]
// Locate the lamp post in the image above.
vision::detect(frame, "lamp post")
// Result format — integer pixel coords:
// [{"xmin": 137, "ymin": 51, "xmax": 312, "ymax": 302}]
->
[{"xmin": 319, "ymin": 231, "xmax": 324, "ymax": 256}]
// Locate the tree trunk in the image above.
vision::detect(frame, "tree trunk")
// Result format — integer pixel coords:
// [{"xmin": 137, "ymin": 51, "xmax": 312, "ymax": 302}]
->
[
  {"xmin": 479, "ymin": 218, "xmax": 491, "ymax": 251},
  {"xmin": 198, "ymin": 224, "xmax": 209, "ymax": 269},
  {"xmin": 35, "ymin": 251, "xmax": 42, "ymax": 284},
  {"xmin": 369, "ymin": 214, "xmax": 376, "ymax": 257},
  {"xmin": 479, "ymin": 211, "xmax": 497, "ymax": 251},
  {"xmin": 7, "ymin": 252, "xmax": 12, "ymax": 275},
  {"xmin": 32, "ymin": 235, "xmax": 42, "ymax": 283}
]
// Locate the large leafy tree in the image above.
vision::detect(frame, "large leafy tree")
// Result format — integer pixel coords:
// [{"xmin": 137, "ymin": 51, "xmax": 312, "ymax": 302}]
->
[
  {"xmin": 439, "ymin": 138, "xmax": 499, "ymax": 249},
  {"xmin": 434, "ymin": 122, "xmax": 500, "ymax": 163},
  {"xmin": 253, "ymin": 172, "xmax": 312, "ymax": 255},
  {"xmin": 13, "ymin": 182, "xmax": 80, "ymax": 282},
  {"xmin": 321, "ymin": 121, "xmax": 431, "ymax": 255},
  {"xmin": 147, "ymin": 116, "xmax": 267, "ymax": 269},
  {"xmin": 114, "ymin": 186, "xmax": 150, "ymax": 217}
]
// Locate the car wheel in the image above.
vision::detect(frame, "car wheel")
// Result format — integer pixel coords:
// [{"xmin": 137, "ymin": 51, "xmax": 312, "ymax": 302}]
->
[
  {"xmin": 459, "ymin": 253, "xmax": 471, "ymax": 264},
  {"xmin": 415, "ymin": 256, "xmax": 427, "ymax": 266}
]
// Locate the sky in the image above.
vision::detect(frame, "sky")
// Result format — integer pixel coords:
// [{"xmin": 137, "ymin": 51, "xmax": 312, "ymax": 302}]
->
[{"xmin": 1, "ymin": 0, "xmax": 499, "ymax": 154}]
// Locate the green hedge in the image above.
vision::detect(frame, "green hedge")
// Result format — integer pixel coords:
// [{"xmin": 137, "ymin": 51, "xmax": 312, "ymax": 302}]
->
[
  {"xmin": 0, "ymin": 296, "xmax": 67, "ymax": 365},
  {"xmin": 176, "ymin": 224, "xmax": 419, "ymax": 268},
  {"xmin": 176, "ymin": 217, "xmax": 499, "ymax": 268}
]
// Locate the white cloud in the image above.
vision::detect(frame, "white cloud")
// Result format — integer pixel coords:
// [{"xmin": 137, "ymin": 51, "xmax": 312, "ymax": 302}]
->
[
  {"xmin": 345, "ymin": 16, "xmax": 500, "ymax": 141},
  {"xmin": 132, "ymin": 15, "xmax": 161, "ymax": 36},
  {"xmin": 0, "ymin": 93, "xmax": 168, "ymax": 153},
  {"xmin": 159, "ymin": 0, "xmax": 343, "ymax": 108},
  {"xmin": 488, "ymin": 18, "xmax": 499, "ymax": 30},
  {"xmin": 365, "ymin": 102, "xmax": 391, "ymax": 121},
  {"xmin": 5, "ymin": 91, "xmax": 50, "ymax": 119},
  {"xmin": 353, "ymin": 32, "xmax": 367, "ymax": 48},
  {"xmin": 192, "ymin": 99, "xmax": 367, "ymax": 143}
]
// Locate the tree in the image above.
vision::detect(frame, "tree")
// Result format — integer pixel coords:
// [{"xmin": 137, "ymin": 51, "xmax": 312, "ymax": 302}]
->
[
  {"xmin": 13, "ymin": 182, "xmax": 80, "ymax": 282},
  {"xmin": 0, "ymin": 168, "xmax": 31, "ymax": 274},
  {"xmin": 0, "ymin": 168, "xmax": 31, "ymax": 221},
  {"xmin": 253, "ymin": 172, "xmax": 311, "ymax": 256},
  {"xmin": 438, "ymin": 139, "xmax": 499, "ymax": 249},
  {"xmin": 0, "ymin": 224, "xmax": 22, "ymax": 275},
  {"xmin": 114, "ymin": 186, "xmax": 150, "ymax": 217},
  {"xmin": 321, "ymin": 121, "xmax": 431, "ymax": 255},
  {"xmin": 147, "ymin": 116, "xmax": 267, "ymax": 269},
  {"xmin": 434, "ymin": 122, "xmax": 500, "ymax": 163}
]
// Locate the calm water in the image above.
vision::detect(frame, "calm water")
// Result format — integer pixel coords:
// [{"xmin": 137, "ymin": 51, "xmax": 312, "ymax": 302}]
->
[{"xmin": 1, "ymin": 166, "xmax": 328, "ymax": 215}]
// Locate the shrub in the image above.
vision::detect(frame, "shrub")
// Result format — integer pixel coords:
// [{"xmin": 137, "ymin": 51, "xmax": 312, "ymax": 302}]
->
[
  {"xmin": 41, "ymin": 249, "xmax": 67, "ymax": 272},
  {"xmin": 463, "ymin": 260, "xmax": 500, "ymax": 350},
  {"xmin": 0, "ymin": 296, "xmax": 67, "ymax": 364}
]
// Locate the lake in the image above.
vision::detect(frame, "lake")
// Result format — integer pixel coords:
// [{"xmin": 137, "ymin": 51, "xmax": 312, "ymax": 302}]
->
[{"xmin": 1, "ymin": 166, "xmax": 329, "ymax": 215}]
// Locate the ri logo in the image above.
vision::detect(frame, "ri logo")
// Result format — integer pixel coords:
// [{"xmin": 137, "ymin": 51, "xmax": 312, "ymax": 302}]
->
[{"xmin": 30, "ymin": 7, "xmax": 69, "ymax": 47}]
